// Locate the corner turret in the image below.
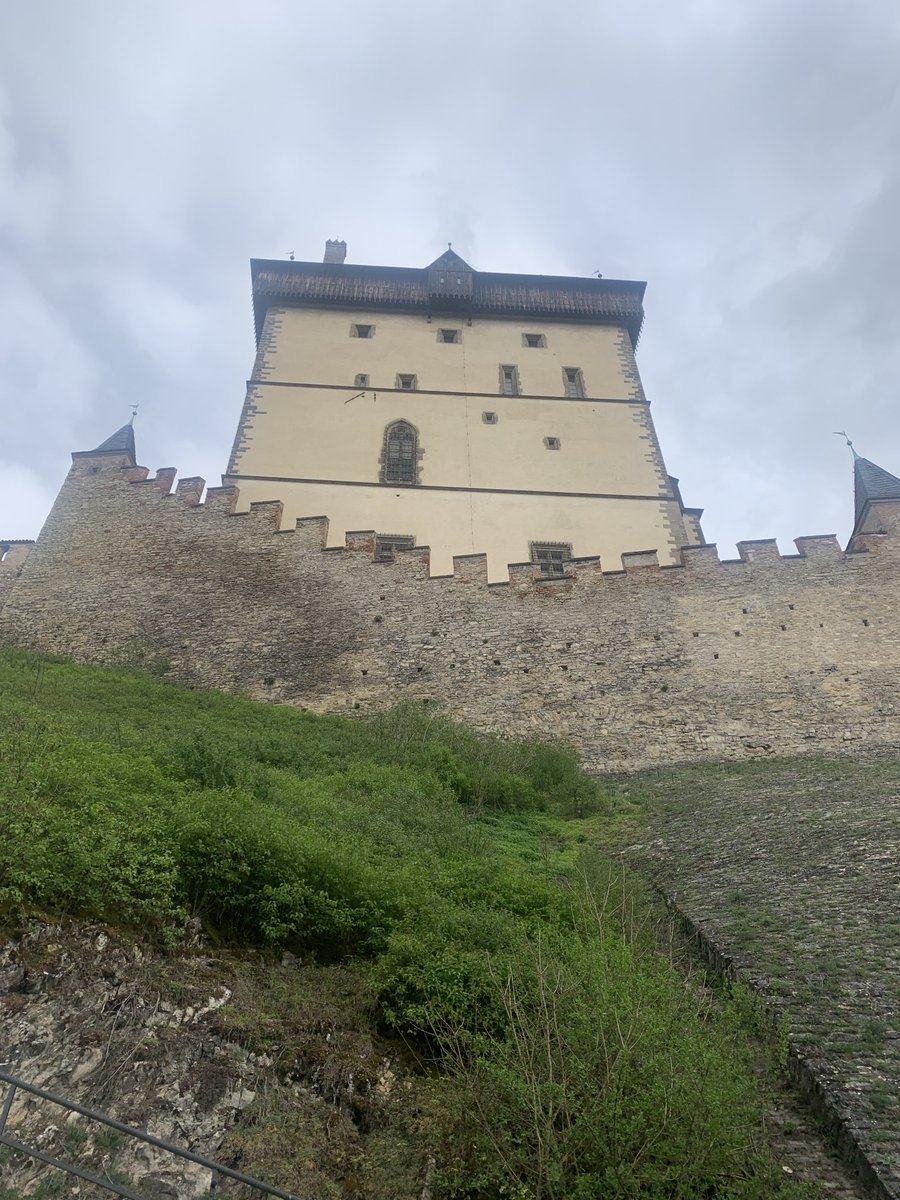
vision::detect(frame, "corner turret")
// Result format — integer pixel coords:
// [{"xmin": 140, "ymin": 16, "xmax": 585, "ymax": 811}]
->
[
  {"xmin": 77, "ymin": 422, "xmax": 137, "ymax": 466},
  {"xmin": 849, "ymin": 453, "xmax": 900, "ymax": 548},
  {"xmin": 854, "ymin": 453, "xmax": 900, "ymax": 535}
]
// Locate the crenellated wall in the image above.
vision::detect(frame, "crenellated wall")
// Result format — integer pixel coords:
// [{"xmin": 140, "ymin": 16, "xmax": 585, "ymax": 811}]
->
[{"xmin": 1, "ymin": 450, "xmax": 898, "ymax": 772}]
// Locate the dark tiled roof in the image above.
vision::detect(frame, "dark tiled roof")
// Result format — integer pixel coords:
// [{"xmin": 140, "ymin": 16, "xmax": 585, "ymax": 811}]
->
[
  {"xmin": 251, "ymin": 255, "xmax": 646, "ymax": 346},
  {"xmin": 84, "ymin": 423, "xmax": 137, "ymax": 463},
  {"xmin": 426, "ymin": 248, "xmax": 473, "ymax": 271},
  {"xmin": 854, "ymin": 456, "xmax": 900, "ymax": 524}
]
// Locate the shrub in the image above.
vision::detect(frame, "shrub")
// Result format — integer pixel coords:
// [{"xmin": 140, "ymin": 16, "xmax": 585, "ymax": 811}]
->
[
  {"xmin": 172, "ymin": 788, "xmax": 398, "ymax": 955},
  {"xmin": 432, "ymin": 921, "xmax": 784, "ymax": 1199}
]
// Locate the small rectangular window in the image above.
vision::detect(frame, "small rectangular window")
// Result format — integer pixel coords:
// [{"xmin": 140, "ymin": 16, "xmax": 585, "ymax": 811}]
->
[
  {"xmin": 352, "ymin": 323, "xmax": 374, "ymax": 338},
  {"xmin": 482, "ymin": 411, "xmax": 498, "ymax": 424},
  {"xmin": 375, "ymin": 533, "xmax": 415, "ymax": 561},
  {"xmin": 438, "ymin": 328, "xmax": 460, "ymax": 343},
  {"xmin": 523, "ymin": 333, "xmax": 546, "ymax": 348},
  {"xmin": 563, "ymin": 367, "xmax": 584, "ymax": 397},
  {"xmin": 530, "ymin": 542, "xmax": 572, "ymax": 579},
  {"xmin": 544, "ymin": 436, "xmax": 561, "ymax": 450},
  {"xmin": 354, "ymin": 373, "xmax": 369, "ymax": 388},
  {"xmin": 397, "ymin": 374, "xmax": 417, "ymax": 390},
  {"xmin": 500, "ymin": 365, "xmax": 519, "ymax": 395}
]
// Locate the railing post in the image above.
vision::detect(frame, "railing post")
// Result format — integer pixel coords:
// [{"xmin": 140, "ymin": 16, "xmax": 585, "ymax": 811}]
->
[{"xmin": 0, "ymin": 1081, "xmax": 16, "ymax": 1135}]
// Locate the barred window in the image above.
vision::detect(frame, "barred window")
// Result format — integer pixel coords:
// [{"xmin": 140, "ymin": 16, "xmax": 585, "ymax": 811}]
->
[
  {"xmin": 375, "ymin": 533, "xmax": 415, "ymax": 561},
  {"xmin": 381, "ymin": 420, "xmax": 420, "ymax": 485},
  {"xmin": 563, "ymin": 367, "xmax": 585, "ymax": 397},
  {"xmin": 500, "ymin": 365, "xmax": 519, "ymax": 395},
  {"xmin": 530, "ymin": 541, "xmax": 572, "ymax": 578}
]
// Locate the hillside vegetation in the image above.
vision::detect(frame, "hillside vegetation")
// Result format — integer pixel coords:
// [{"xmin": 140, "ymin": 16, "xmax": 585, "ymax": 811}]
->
[{"xmin": 0, "ymin": 649, "xmax": 817, "ymax": 1199}]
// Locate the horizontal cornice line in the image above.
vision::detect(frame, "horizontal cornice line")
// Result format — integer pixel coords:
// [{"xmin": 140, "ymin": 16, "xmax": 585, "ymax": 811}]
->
[
  {"xmin": 226, "ymin": 473, "xmax": 675, "ymax": 503},
  {"xmin": 246, "ymin": 379, "xmax": 648, "ymax": 406}
]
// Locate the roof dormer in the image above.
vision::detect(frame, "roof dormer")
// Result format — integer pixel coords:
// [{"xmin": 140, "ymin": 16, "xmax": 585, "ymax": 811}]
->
[{"xmin": 426, "ymin": 247, "xmax": 474, "ymax": 307}]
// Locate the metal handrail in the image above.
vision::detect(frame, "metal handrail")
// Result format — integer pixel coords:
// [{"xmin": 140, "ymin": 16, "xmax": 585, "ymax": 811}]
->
[{"xmin": 0, "ymin": 1068, "xmax": 301, "ymax": 1198}]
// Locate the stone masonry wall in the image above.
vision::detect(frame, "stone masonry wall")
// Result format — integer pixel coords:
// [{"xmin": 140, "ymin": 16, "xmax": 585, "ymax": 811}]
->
[
  {"xmin": 0, "ymin": 542, "xmax": 33, "ymax": 608},
  {"xmin": 1, "ymin": 451, "xmax": 898, "ymax": 772}
]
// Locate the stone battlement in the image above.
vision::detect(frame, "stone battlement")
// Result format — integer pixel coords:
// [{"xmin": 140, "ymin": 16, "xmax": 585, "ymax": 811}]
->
[{"xmin": 1, "ymin": 449, "xmax": 899, "ymax": 771}]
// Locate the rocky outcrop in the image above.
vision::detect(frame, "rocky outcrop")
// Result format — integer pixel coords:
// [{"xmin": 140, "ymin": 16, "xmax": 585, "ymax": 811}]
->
[
  {"xmin": 0, "ymin": 924, "xmax": 265, "ymax": 1196},
  {"xmin": 0, "ymin": 922, "xmax": 423, "ymax": 1199}
]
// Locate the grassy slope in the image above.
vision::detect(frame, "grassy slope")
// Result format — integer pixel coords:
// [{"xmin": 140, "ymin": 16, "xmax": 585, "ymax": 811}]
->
[{"xmin": 0, "ymin": 650, "xmax": 820, "ymax": 1199}]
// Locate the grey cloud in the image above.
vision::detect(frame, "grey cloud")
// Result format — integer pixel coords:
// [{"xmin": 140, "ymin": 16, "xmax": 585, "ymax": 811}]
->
[{"xmin": 1, "ymin": 0, "xmax": 898, "ymax": 554}]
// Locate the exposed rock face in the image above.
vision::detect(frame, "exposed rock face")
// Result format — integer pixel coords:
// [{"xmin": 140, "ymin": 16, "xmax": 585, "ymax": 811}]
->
[
  {"xmin": 0, "ymin": 924, "xmax": 262, "ymax": 1197},
  {"xmin": 0, "ymin": 922, "xmax": 431, "ymax": 1199}
]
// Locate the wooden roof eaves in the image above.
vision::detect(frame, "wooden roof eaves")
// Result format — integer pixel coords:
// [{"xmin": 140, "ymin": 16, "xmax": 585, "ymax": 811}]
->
[{"xmin": 250, "ymin": 258, "xmax": 647, "ymax": 346}]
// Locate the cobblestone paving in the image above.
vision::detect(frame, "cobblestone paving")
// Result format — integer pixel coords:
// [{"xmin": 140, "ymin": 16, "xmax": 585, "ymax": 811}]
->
[{"xmin": 627, "ymin": 755, "xmax": 900, "ymax": 1199}]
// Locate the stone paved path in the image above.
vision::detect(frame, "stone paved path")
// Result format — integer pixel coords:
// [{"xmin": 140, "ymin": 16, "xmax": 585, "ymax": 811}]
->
[{"xmin": 625, "ymin": 755, "xmax": 900, "ymax": 1199}]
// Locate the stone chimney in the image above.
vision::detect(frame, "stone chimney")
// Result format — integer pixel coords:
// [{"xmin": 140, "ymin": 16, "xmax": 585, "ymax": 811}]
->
[{"xmin": 324, "ymin": 239, "xmax": 347, "ymax": 264}]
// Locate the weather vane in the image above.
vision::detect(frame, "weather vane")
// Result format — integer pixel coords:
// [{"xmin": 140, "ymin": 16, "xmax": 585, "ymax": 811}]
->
[
  {"xmin": 833, "ymin": 430, "xmax": 859, "ymax": 459},
  {"xmin": 129, "ymin": 404, "xmax": 139, "ymax": 425}
]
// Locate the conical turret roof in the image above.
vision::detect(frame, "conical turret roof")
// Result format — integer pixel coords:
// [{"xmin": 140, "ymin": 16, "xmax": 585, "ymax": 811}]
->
[
  {"xmin": 82, "ymin": 422, "xmax": 137, "ymax": 464},
  {"xmin": 854, "ymin": 455, "xmax": 900, "ymax": 524}
]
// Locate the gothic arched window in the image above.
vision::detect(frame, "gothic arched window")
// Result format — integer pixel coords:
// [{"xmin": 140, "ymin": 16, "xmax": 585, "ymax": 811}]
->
[{"xmin": 380, "ymin": 420, "xmax": 421, "ymax": 485}]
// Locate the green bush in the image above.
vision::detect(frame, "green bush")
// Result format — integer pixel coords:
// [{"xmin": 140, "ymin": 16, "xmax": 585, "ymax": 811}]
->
[
  {"xmin": 431, "ymin": 919, "xmax": 786, "ymax": 1199},
  {"xmin": 376, "ymin": 920, "xmax": 510, "ymax": 1044},
  {"xmin": 173, "ymin": 786, "xmax": 400, "ymax": 954},
  {"xmin": 0, "ymin": 729, "xmax": 184, "ymax": 931}
]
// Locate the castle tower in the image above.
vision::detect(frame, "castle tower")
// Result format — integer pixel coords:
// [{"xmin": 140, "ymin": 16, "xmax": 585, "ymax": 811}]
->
[{"xmin": 225, "ymin": 244, "xmax": 703, "ymax": 580}]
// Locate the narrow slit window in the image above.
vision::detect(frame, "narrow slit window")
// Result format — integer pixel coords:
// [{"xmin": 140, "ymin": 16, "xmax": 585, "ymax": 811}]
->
[
  {"xmin": 375, "ymin": 533, "xmax": 415, "ymax": 561},
  {"xmin": 354, "ymin": 373, "xmax": 369, "ymax": 388},
  {"xmin": 501, "ymin": 365, "xmax": 519, "ymax": 395},
  {"xmin": 352, "ymin": 323, "xmax": 374, "ymax": 338},
  {"xmin": 563, "ymin": 367, "xmax": 584, "ymax": 397},
  {"xmin": 397, "ymin": 374, "xmax": 418, "ymax": 390},
  {"xmin": 381, "ymin": 420, "xmax": 420, "ymax": 485},
  {"xmin": 530, "ymin": 542, "xmax": 572, "ymax": 579},
  {"xmin": 544, "ymin": 436, "xmax": 561, "ymax": 450},
  {"xmin": 523, "ymin": 333, "xmax": 546, "ymax": 348},
  {"xmin": 482, "ymin": 411, "xmax": 498, "ymax": 424},
  {"xmin": 438, "ymin": 328, "xmax": 461, "ymax": 343}
]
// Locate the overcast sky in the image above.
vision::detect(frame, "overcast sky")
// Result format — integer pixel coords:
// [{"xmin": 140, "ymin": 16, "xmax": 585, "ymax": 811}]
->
[{"xmin": 2, "ymin": 0, "xmax": 899, "ymax": 558}]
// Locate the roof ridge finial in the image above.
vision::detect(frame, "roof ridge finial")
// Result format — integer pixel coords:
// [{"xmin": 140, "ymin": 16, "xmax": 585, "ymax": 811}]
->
[
  {"xmin": 129, "ymin": 404, "xmax": 139, "ymax": 427},
  {"xmin": 833, "ymin": 430, "xmax": 860, "ymax": 461}
]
